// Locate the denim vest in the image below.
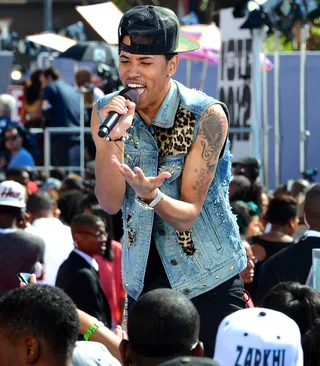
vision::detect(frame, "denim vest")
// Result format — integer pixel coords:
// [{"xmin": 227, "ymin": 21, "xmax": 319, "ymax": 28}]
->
[{"xmin": 97, "ymin": 80, "xmax": 246, "ymax": 300}]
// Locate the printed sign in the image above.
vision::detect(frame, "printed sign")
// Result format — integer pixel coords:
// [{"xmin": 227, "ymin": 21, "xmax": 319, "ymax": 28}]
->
[{"xmin": 218, "ymin": 8, "xmax": 253, "ymax": 158}]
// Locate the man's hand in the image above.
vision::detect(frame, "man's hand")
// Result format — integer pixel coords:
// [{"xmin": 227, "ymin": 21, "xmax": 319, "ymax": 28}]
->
[
  {"xmin": 19, "ymin": 273, "xmax": 37, "ymax": 287},
  {"xmin": 111, "ymin": 155, "xmax": 171, "ymax": 201},
  {"xmin": 114, "ymin": 325, "xmax": 128, "ymax": 340},
  {"xmin": 98, "ymin": 96, "xmax": 136, "ymax": 140}
]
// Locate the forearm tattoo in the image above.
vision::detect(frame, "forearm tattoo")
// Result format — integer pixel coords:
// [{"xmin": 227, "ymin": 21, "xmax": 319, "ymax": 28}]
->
[{"xmin": 198, "ymin": 107, "xmax": 226, "ymax": 173}]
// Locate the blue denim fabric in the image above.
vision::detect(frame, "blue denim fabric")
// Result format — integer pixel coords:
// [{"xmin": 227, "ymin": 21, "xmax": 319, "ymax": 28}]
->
[{"xmin": 97, "ymin": 80, "xmax": 246, "ymax": 300}]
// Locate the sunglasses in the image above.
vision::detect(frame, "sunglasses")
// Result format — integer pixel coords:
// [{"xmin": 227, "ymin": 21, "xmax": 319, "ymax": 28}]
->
[{"xmin": 4, "ymin": 134, "xmax": 19, "ymax": 142}]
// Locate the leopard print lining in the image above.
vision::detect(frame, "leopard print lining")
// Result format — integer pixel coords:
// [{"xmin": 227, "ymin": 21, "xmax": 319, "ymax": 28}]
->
[
  {"xmin": 153, "ymin": 106, "xmax": 197, "ymax": 256},
  {"xmin": 176, "ymin": 230, "xmax": 196, "ymax": 256},
  {"xmin": 154, "ymin": 107, "xmax": 196, "ymax": 158}
]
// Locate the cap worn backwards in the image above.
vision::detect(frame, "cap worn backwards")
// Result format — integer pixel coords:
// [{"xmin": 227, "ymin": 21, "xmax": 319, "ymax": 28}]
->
[
  {"xmin": 213, "ymin": 307, "xmax": 304, "ymax": 366},
  {"xmin": 118, "ymin": 5, "xmax": 199, "ymax": 55}
]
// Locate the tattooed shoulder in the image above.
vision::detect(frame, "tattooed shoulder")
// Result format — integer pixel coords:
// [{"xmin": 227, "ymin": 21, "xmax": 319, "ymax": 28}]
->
[{"xmin": 197, "ymin": 104, "xmax": 228, "ymax": 173}]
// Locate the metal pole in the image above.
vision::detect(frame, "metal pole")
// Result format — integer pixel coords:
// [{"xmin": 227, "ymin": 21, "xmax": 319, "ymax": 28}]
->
[
  {"xmin": 198, "ymin": 60, "xmax": 209, "ymax": 90},
  {"xmin": 186, "ymin": 59, "xmax": 192, "ymax": 88},
  {"xmin": 274, "ymin": 30, "xmax": 280, "ymax": 188},
  {"xmin": 251, "ymin": 29, "xmax": 263, "ymax": 170},
  {"xmin": 44, "ymin": 128, "xmax": 50, "ymax": 176},
  {"xmin": 79, "ymin": 91, "xmax": 85, "ymax": 178},
  {"xmin": 44, "ymin": 0, "xmax": 52, "ymax": 31},
  {"xmin": 300, "ymin": 24, "xmax": 308, "ymax": 175},
  {"xmin": 262, "ymin": 26, "xmax": 269, "ymax": 189}
]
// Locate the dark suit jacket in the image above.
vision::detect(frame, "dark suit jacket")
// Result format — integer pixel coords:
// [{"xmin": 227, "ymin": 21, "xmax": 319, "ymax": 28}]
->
[
  {"xmin": 56, "ymin": 251, "xmax": 111, "ymax": 328},
  {"xmin": 257, "ymin": 235, "xmax": 320, "ymax": 303}
]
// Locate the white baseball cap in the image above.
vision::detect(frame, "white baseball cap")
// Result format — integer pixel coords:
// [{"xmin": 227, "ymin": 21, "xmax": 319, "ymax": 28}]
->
[
  {"xmin": 213, "ymin": 307, "xmax": 303, "ymax": 366},
  {"xmin": 0, "ymin": 180, "xmax": 26, "ymax": 208}
]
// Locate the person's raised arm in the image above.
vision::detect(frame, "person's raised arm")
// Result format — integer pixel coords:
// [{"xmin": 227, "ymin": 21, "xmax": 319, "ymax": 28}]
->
[
  {"xmin": 111, "ymin": 104, "xmax": 228, "ymax": 232},
  {"xmin": 77, "ymin": 309, "xmax": 122, "ymax": 362},
  {"xmin": 91, "ymin": 96, "xmax": 135, "ymax": 214}
]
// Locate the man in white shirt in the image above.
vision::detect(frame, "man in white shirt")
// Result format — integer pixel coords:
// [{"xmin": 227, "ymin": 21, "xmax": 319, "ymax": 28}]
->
[
  {"xmin": 55, "ymin": 214, "xmax": 112, "ymax": 328},
  {"xmin": 25, "ymin": 191, "xmax": 74, "ymax": 286}
]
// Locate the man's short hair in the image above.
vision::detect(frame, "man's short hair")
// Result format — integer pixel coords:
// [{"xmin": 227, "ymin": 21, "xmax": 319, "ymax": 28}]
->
[
  {"xmin": 304, "ymin": 183, "xmax": 320, "ymax": 222},
  {"xmin": 71, "ymin": 213, "xmax": 103, "ymax": 231},
  {"xmin": 27, "ymin": 191, "xmax": 55, "ymax": 213},
  {"xmin": 3, "ymin": 125, "xmax": 23, "ymax": 137},
  {"xmin": 0, "ymin": 285, "xmax": 79, "ymax": 357},
  {"xmin": 128, "ymin": 289, "xmax": 200, "ymax": 358}
]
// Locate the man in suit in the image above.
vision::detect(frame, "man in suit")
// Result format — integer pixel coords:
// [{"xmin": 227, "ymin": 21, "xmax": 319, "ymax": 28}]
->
[
  {"xmin": 257, "ymin": 184, "xmax": 320, "ymax": 302},
  {"xmin": 56, "ymin": 214, "xmax": 112, "ymax": 328}
]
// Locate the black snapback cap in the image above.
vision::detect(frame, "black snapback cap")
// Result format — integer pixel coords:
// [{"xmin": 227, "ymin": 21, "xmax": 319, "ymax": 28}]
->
[{"xmin": 118, "ymin": 5, "xmax": 199, "ymax": 55}]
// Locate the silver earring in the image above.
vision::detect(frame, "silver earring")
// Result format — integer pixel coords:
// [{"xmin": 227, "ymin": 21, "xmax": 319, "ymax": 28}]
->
[{"xmin": 167, "ymin": 73, "xmax": 172, "ymax": 78}]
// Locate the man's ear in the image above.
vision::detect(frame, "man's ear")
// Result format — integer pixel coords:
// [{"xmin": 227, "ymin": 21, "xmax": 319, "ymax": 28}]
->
[
  {"xmin": 120, "ymin": 339, "xmax": 134, "ymax": 366},
  {"xmin": 168, "ymin": 55, "xmax": 179, "ymax": 77},
  {"xmin": 191, "ymin": 342, "xmax": 204, "ymax": 357},
  {"xmin": 21, "ymin": 337, "xmax": 40, "ymax": 364}
]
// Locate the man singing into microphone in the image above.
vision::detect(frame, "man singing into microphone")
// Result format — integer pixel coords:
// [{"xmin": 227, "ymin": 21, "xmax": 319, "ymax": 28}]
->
[{"xmin": 91, "ymin": 5, "xmax": 246, "ymax": 357}]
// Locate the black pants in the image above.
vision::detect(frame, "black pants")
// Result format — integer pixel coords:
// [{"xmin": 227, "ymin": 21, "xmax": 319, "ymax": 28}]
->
[{"xmin": 127, "ymin": 275, "xmax": 245, "ymax": 358}]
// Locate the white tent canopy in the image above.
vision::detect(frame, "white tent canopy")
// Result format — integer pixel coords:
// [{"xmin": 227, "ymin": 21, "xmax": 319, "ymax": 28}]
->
[
  {"xmin": 76, "ymin": 2, "xmax": 123, "ymax": 45},
  {"xmin": 26, "ymin": 33, "xmax": 77, "ymax": 52}
]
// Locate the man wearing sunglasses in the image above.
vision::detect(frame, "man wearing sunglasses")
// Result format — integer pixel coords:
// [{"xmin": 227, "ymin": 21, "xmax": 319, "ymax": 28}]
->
[{"xmin": 2, "ymin": 126, "xmax": 34, "ymax": 170}]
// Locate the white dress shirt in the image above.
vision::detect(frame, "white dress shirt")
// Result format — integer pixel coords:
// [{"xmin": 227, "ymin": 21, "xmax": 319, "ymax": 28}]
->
[
  {"xmin": 25, "ymin": 218, "xmax": 74, "ymax": 286},
  {"xmin": 304, "ymin": 230, "xmax": 320, "ymax": 238},
  {"xmin": 73, "ymin": 249, "xmax": 99, "ymax": 272}
]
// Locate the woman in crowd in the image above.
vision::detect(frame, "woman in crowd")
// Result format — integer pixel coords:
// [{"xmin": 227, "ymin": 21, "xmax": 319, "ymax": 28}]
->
[{"xmin": 247, "ymin": 194, "xmax": 299, "ymax": 301}]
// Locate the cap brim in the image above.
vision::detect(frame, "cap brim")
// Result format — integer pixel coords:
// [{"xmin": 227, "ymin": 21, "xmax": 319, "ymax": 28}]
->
[
  {"xmin": 176, "ymin": 34, "xmax": 200, "ymax": 53},
  {"xmin": 0, "ymin": 201, "xmax": 26, "ymax": 208}
]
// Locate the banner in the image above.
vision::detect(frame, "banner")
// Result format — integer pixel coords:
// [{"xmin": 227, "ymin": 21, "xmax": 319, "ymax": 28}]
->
[
  {"xmin": 218, "ymin": 8, "xmax": 253, "ymax": 158},
  {"xmin": 7, "ymin": 85, "xmax": 24, "ymax": 123}
]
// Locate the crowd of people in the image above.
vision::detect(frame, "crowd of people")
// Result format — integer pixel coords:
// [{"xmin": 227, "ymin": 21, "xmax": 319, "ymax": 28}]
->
[
  {"xmin": 0, "ymin": 65, "xmax": 105, "ymax": 173},
  {"xmin": 1, "ymin": 4, "xmax": 320, "ymax": 366}
]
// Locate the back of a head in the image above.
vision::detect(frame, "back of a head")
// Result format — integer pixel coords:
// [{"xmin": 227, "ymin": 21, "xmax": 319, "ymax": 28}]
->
[
  {"xmin": 0, "ymin": 285, "xmax": 79, "ymax": 358},
  {"xmin": 302, "ymin": 319, "xmax": 320, "ymax": 366},
  {"xmin": 43, "ymin": 67, "xmax": 60, "ymax": 81},
  {"xmin": 264, "ymin": 194, "xmax": 297, "ymax": 225},
  {"xmin": 27, "ymin": 191, "xmax": 54, "ymax": 214},
  {"xmin": 230, "ymin": 201, "xmax": 251, "ymax": 235},
  {"xmin": 260, "ymin": 281, "xmax": 320, "ymax": 335},
  {"xmin": 0, "ymin": 94, "xmax": 16, "ymax": 117},
  {"xmin": 304, "ymin": 183, "xmax": 320, "ymax": 227},
  {"xmin": 160, "ymin": 357, "xmax": 219, "ymax": 366},
  {"xmin": 214, "ymin": 307, "xmax": 303, "ymax": 366},
  {"xmin": 229, "ymin": 175, "xmax": 251, "ymax": 202},
  {"xmin": 58, "ymin": 190, "xmax": 85, "ymax": 225},
  {"xmin": 128, "ymin": 289, "xmax": 200, "ymax": 358}
]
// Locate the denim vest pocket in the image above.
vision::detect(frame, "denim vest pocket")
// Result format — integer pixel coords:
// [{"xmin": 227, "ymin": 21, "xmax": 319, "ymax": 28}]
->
[
  {"xmin": 159, "ymin": 155, "xmax": 186, "ymax": 199},
  {"xmin": 198, "ymin": 205, "xmax": 223, "ymax": 252}
]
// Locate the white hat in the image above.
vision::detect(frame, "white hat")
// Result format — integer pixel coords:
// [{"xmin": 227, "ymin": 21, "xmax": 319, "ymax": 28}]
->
[
  {"xmin": 213, "ymin": 307, "xmax": 303, "ymax": 366},
  {"xmin": 0, "ymin": 180, "xmax": 26, "ymax": 208}
]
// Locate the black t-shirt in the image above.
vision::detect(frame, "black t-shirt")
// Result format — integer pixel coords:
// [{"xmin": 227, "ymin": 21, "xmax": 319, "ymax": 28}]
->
[
  {"xmin": 142, "ymin": 237, "xmax": 170, "ymax": 295},
  {"xmin": 0, "ymin": 229, "xmax": 45, "ymax": 296}
]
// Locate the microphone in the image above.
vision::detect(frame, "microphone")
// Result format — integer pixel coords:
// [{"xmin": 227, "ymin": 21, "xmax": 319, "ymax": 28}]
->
[{"xmin": 98, "ymin": 87, "xmax": 140, "ymax": 139}]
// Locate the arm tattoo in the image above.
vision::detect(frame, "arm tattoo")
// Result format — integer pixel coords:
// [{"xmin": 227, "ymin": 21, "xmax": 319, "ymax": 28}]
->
[
  {"xmin": 193, "ymin": 168, "xmax": 210, "ymax": 200},
  {"xmin": 198, "ymin": 107, "xmax": 226, "ymax": 173}
]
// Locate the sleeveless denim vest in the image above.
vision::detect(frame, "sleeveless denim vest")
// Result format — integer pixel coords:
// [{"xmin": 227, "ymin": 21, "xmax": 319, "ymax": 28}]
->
[{"xmin": 97, "ymin": 80, "xmax": 246, "ymax": 300}]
